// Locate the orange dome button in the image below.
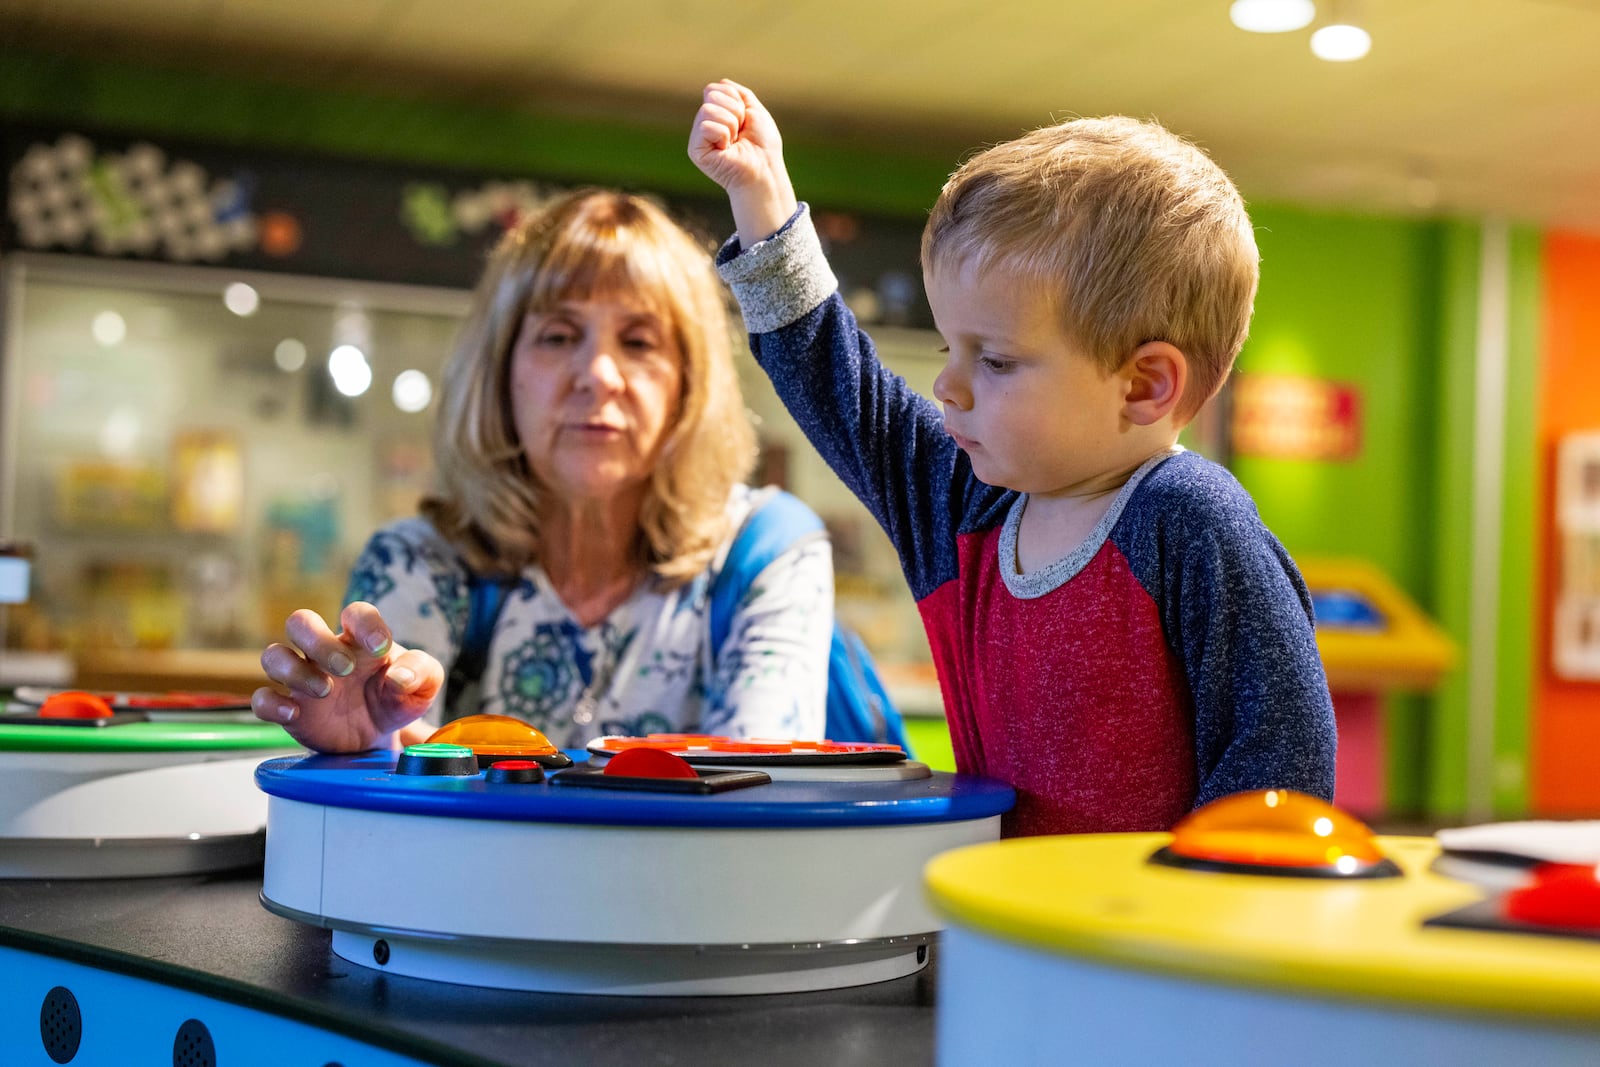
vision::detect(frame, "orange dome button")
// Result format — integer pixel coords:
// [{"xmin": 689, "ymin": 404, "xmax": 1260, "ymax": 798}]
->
[
  {"xmin": 38, "ymin": 691, "xmax": 115, "ymax": 719},
  {"xmin": 1504, "ymin": 863, "xmax": 1600, "ymax": 931},
  {"xmin": 1149, "ymin": 789, "xmax": 1401, "ymax": 879},
  {"xmin": 425, "ymin": 714, "xmax": 572, "ymax": 769}
]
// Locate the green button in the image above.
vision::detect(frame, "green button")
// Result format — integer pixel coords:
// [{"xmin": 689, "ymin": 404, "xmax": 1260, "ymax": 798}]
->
[{"xmin": 402, "ymin": 743, "xmax": 474, "ymax": 758}]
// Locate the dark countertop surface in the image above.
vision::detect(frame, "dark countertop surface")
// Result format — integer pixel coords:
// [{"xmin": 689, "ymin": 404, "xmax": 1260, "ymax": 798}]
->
[{"xmin": 0, "ymin": 868, "xmax": 937, "ymax": 1066}]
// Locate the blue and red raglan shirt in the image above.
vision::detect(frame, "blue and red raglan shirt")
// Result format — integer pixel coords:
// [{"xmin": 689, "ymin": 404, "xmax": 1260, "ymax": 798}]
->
[{"xmin": 717, "ymin": 206, "xmax": 1337, "ymax": 837}]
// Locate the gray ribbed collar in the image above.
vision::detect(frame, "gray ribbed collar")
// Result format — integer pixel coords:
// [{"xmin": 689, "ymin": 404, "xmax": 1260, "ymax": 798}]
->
[{"xmin": 999, "ymin": 447, "xmax": 1182, "ymax": 599}]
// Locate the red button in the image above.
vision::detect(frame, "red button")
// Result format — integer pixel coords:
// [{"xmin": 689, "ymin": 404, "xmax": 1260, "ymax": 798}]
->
[
  {"xmin": 1505, "ymin": 863, "xmax": 1600, "ymax": 929},
  {"xmin": 603, "ymin": 748, "xmax": 699, "ymax": 779}
]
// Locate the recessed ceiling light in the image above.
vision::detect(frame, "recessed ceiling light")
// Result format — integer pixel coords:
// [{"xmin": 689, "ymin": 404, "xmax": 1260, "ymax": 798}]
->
[
  {"xmin": 1230, "ymin": 0, "xmax": 1316, "ymax": 33},
  {"xmin": 1311, "ymin": 22, "xmax": 1372, "ymax": 61}
]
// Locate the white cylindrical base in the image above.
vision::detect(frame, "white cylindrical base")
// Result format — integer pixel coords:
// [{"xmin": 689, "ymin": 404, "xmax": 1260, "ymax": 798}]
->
[
  {"xmin": 0, "ymin": 749, "xmax": 298, "ymax": 877},
  {"xmin": 265, "ymin": 795, "xmax": 999, "ymax": 993},
  {"xmin": 937, "ymin": 926, "xmax": 1600, "ymax": 1066},
  {"xmin": 266, "ymin": 797, "xmax": 997, "ymax": 946},
  {"xmin": 330, "ymin": 930, "xmax": 928, "ymax": 995}
]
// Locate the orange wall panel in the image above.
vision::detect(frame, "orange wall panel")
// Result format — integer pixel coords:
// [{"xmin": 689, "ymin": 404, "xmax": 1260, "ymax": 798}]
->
[{"xmin": 1534, "ymin": 233, "xmax": 1600, "ymax": 814}]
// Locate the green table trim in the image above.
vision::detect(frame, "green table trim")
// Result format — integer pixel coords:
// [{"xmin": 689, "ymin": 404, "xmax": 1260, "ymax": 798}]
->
[{"xmin": 0, "ymin": 720, "xmax": 297, "ymax": 752}]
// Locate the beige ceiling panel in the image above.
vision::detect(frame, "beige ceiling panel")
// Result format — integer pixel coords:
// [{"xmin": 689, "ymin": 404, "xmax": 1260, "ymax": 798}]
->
[
  {"xmin": 4, "ymin": 0, "xmax": 1600, "ymax": 229},
  {"xmin": 390, "ymin": 0, "xmax": 612, "ymax": 57},
  {"xmin": 9, "ymin": 0, "xmax": 218, "ymax": 38},
  {"xmin": 208, "ymin": 0, "xmax": 409, "ymax": 42}
]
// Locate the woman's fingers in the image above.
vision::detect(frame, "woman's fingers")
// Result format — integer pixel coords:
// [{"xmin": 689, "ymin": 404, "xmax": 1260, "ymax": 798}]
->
[
  {"xmin": 282, "ymin": 608, "xmax": 355, "ymax": 681},
  {"xmin": 365, "ymin": 647, "xmax": 443, "ymax": 736},
  {"xmin": 260, "ymin": 640, "xmax": 334, "ymax": 698},
  {"xmin": 261, "ymin": 601, "xmax": 436, "ymax": 752},
  {"xmin": 382, "ymin": 646, "xmax": 443, "ymax": 699},
  {"xmin": 339, "ymin": 601, "xmax": 393, "ymax": 659},
  {"xmin": 250, "ymin": 684, "xmax": 299, "ymax": 725}
]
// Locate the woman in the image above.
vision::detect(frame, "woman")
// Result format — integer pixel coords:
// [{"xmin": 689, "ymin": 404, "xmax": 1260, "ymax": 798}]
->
[{"xmin": 252, "ymin": 190, "xmax": 832, "ymax": 753}]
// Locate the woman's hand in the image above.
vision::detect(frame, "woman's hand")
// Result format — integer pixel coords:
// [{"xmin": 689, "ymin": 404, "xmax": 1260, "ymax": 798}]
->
[
  {"xmin": 689, "ymin": 79, "xmax": 799, "ymax": 251},
  {"xmin": 254, "ymin": 601, "xmax": 443, "ymax": 753}
]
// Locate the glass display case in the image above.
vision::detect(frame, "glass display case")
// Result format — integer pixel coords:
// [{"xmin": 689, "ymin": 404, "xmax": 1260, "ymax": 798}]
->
[
  {"xmin": 1, "ymin": 252, "xmax": 463, "ymax": 666},
  {"xmin": 0, "ymin": 252, "xmax": 941, "ymax": 689}
]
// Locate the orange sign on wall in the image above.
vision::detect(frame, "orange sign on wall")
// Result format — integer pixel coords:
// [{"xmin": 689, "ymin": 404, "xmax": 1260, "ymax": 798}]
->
[{"xmin": 1231, "ymin": 373, "xmax": 1363, "ymax": 461}]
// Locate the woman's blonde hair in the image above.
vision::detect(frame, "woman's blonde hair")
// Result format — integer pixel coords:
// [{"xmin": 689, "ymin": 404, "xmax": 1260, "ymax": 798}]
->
[
  {"xmin": 922, "ymin": 116, "xmax": 1259, "ymax": 421},
  {"xmin": 422, "ymin": 189, "xmax": 756, "ymax": 587}
]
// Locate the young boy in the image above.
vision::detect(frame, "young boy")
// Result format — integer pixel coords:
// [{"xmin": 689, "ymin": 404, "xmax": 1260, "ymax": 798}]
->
[{"xmin": 689, "ymin": 80, "xmax": 1336, "ymax": 837}]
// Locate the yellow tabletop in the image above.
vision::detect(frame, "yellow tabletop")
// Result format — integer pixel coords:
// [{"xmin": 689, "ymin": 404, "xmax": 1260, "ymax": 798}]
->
[{"xmin": 925, "ymin": 833, "xmax": 1600, "ymax": 1022}]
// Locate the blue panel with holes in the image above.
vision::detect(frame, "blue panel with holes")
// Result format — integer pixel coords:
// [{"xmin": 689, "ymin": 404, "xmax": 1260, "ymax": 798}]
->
[{"xmin": 0, "ymin": 946, "xmax": 440, "ymax": 1067}]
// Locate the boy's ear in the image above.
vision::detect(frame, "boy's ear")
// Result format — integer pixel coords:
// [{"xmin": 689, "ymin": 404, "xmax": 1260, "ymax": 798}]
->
[{"xmin": 1120, "ymin": 341, "xmax": 1188, "ymax": 426}]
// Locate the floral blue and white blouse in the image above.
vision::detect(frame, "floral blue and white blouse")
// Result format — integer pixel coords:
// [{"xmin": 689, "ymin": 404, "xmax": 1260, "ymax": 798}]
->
[{"xmin": 343, "ymin": 485, "xmax": 832, "ymax": 747}]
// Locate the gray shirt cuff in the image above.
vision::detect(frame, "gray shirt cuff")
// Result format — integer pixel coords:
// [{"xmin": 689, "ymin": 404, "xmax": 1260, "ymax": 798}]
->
[{"xmin": 714, "ymin": 203, "xmax": 839, "ymax": 334}]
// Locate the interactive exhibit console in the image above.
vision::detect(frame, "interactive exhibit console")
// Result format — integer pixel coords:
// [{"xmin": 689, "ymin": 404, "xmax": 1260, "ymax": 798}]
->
[
  {"xmin": 0, "ymin": 688, "xmax": 301, "ymax": 878},
  {"xmin": 12, "ymin": 703, "xmax": 1599, "ymax": 1066},
  {"xmin": 2, "ymin": 716, "xmax": 1015, "ymax": 1065},
  {"xmin": 929, "ymin": 790, "xmax": 1600, "ymax": 1066}
]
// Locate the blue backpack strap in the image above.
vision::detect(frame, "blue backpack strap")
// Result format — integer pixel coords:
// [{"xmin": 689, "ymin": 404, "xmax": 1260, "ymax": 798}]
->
[
  {"xmin": 445, "ymin": 574, "xmax": 512, "ymax": 720},
  {"xmin": 831, "ymin": 623, "xmax": 908, "ymax": 749},
  {"xmin": 707, "ymin": 491, "xmax": 911, "ymax": 754},
  {"xmin": 708, "ymin": 490, "xmax": 825, "ymax": 652}
]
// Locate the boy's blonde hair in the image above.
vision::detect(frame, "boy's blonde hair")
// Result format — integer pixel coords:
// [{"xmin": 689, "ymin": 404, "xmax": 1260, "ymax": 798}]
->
[
  {"xmin": 921, "ymin": 116, "xmax": 1258, "ymax": 419},
  {"xmin": 422, "ymin": 189, "xmax": 757, "ymax": 587}
]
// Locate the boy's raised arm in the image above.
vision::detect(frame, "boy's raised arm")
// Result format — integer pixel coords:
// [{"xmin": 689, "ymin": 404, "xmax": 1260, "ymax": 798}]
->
[
  {"xmin": 688, "ymin": 78, "xmax": 988, "ymax": 603},
  {"xmin": 689, "ymin": 79, "xmax": 800, "ymax": 249}
]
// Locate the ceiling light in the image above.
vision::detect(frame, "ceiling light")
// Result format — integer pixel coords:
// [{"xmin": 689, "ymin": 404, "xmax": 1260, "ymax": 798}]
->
[
  {"xmin": 1311, "ymin": 22, "xmax": 1371, "ymax": 61},
  {"xmin": 1230, "ymin": 0, "xmax": 1315, "ymax": 33}
]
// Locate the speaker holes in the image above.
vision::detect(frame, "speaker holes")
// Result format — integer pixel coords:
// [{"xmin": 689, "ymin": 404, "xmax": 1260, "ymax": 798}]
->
[
  {"xmin": 172, "ymin": 1018, "xmax": 216, "ymax": 1067},
  {"xmin": 39, "ymin": 986, "xmax": 82, "ymax": 1064}
]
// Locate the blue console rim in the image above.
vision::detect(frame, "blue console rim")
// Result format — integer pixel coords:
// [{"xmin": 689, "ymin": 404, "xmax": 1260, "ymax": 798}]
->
[{"xmin": 255, "ymin": 754, "xmax": 1015, "ymax": 828}]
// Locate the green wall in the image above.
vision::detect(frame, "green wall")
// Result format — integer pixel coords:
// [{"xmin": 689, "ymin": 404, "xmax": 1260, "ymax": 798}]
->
[
  {"xmin": 1233, "ymin": 209, "xmax": 1543, "ymax": 819},
  {"xmin": 1425, "ymin": 224, "xmax": 1543, "ymax": 819},
  {"xmin": 1500, "ymin": 228, "xmax": 1542, "ymax": 816},
  {"xmin": 1232, "ymin": 208, "xmax": 1444, "ymax": 816},
  {"xmin": 1235, "ymin": 208, "xmax": 1442, "ymax": 588}
]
